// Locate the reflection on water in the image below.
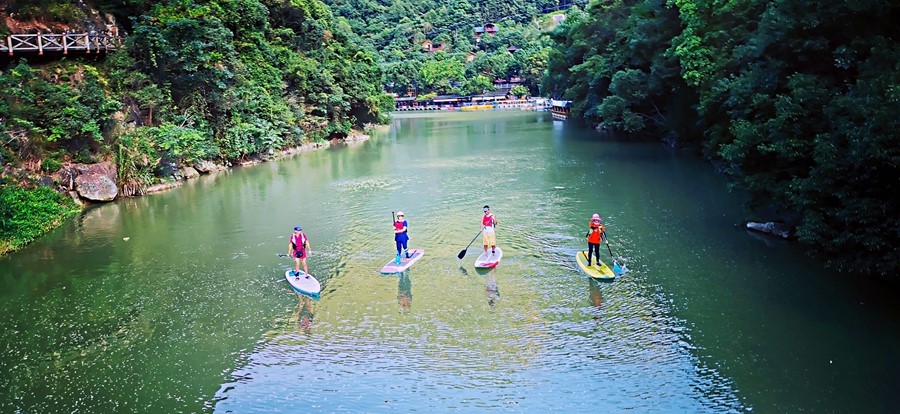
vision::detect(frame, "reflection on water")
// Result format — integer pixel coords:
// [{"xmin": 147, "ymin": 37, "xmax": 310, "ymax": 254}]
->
[
  {"xmin": 397, "ymin": 271, "xmax": 412, "ymax": 313},
  {"xmin": 485, "ymin": 271, "xmax": 499, "ymax": 307},
  {"xmin": 291, "ymin": 294, "xmax": 317, "ymax": 334},
  {"xmin": 588, "ymin": 278, "xmax": 602, "ymax": 315}
]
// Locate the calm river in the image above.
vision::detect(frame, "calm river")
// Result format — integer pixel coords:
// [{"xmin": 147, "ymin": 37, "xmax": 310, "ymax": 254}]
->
[{"xmin": 1, "ymin": 111, "xmax": 898, "ymax": 413}]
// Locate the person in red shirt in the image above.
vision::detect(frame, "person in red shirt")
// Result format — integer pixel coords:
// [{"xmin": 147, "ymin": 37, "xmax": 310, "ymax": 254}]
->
[
  {"xmin": 287, "ymin": 226, "xmax": 311, "ymax": 277},
  {"xmin": 586, "ymin": 214, "xmax": 607, "ymax": 266},
  {"xmin": 393, "ymin": 211, "xmax": 410, "ymax": 264}
]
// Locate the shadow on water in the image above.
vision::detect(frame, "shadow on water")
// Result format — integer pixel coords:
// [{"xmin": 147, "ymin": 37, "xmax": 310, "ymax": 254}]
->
[
  {"xmin": 485, "ymin": 271, "xmax": 500, "ymax": 308},
  {"xmin": 474, "ymin": 267, "xmax": 493, "ymax": 277},
  {"xmin": 588, "ymin": 277, "xmax": 603, "ymax": 316},
  {"xmin": 291, "ymin": 294, "xmax": 317, "ymax": 334},
  {"xmin": 398, "ymin": 270, "xmax": 412, "ymax": 314}
]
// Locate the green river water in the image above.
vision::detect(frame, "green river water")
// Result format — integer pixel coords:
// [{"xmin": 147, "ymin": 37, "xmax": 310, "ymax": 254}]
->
[{"xmin": 1, "ymin": 111, "xmax": 898, "ymax": 413}]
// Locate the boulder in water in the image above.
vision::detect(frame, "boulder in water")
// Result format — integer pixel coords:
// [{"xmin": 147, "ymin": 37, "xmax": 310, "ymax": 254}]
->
[
  {"xmin": 181, "ymin": 166, "xmax": 200, "ymax": 180},
  {"xmin": 745, "ymin": 221, "xmax": 793, "ymax": 239}
]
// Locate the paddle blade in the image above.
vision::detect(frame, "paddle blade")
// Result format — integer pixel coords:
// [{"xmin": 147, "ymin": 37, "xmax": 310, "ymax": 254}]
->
[{"xmin": 457, "ymin": 249, "xmax": 467, "ymax": 259}]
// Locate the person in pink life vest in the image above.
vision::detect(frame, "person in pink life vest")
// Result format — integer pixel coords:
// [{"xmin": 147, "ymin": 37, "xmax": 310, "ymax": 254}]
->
[
  {"xmin": 481, "ymin": 205, "xmax": 498, "ymax": 256},
  {"xmin": 287, "ymin": 226, "xmax": 311, "ymax": 277}
]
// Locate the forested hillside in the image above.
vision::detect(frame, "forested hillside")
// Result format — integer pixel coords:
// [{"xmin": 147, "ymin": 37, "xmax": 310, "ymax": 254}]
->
[
  {"xmin": 2, "ymin": 0, "xmax": 897, "ymax": 278},
  {"xmin": 324, "ymin": 0, "xmax": 587, "ymax": 96},
  {"xmin": 1, "ymin": 0, "xmax": 393, "ymax": 253},
  {"xmin": 544, "ymin": 0, "xmax": 899, "ymax": 277}
]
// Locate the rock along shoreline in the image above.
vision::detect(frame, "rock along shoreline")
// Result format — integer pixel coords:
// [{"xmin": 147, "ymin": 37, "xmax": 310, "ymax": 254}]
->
[{"xmin": 68, "ymin": 134, "xmax": 369, "ymax": 203}]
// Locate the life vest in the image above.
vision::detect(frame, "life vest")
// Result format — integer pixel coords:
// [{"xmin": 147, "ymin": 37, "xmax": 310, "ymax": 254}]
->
[
  {"xmin": 394, "ymin": 220, "xmax": 408, "ymax": 234},
  {"xmin": 291, "ymin": 233, "xmax": 308, "ymax": 251},
  {"xmin": 482, "ymin": 213, "xmax": 495, "ymax": 228},
  {"xmin": 588, "ymin": 221, "xmax": 605, "ymax": 243}
]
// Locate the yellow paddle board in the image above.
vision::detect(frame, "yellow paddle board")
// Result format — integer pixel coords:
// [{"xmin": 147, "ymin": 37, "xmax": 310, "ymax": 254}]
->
[{"xmin": 575, "ymin": 251, "xmax": 616, "ymax": 280}]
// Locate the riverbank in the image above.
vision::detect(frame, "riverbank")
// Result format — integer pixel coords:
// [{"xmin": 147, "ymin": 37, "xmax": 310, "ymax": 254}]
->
[{"xmin": 0, "ymin": 132, "xmax": 369, "ymax": 257}]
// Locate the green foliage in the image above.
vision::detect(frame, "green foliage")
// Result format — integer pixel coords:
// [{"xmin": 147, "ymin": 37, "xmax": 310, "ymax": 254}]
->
[
  {"xmin": 543, "ymin": 0, "xmax": 900, "ymax": 277},
  {"xmin": 544, "ymin": 0, "xmax": 689, "ymax": 135},
  {"xmin": 1, "ymin": 0, "xmax": 397, "ymax": 253},
  {"xmin": 461, "ymin": 74, "xmax": 494, "ymax": 95},
  {"xmin": 415, "ymin": 92, "xmax": 437, "ymax": 101},
  {"xmin": 510, "ymin": 85, "xmax": 529, "ymax": 97},
  {"xmin": 115, "ymin": 127, "xmax": 161, "ymax": 195},
  {"xmin": 325, "ymin": 0, "xmax": 563, "ymax": 96},
  {"xmin": 0, "ymin": 182, "xmax": 80, "ymax": 255},
  {"xmin": 419, "ymin": 52, "xmax": 465, "ymax": 94},
  {"xmin": 7, "ymin": 0, "xmax": 86, "ymax": 22},
  {"xmin": 109, "ymin": 0, "xmax": 391, "ymax": 161},
  {"xmin": 41, "ymin": 157, "xmax": 62, "ymax": 174},
  {"xmin": 0, "ymin": 61, "xmax": 119, "ymax": 159},
  {"xmin": 152, "ymin": 123, "xmax": 213, "ymax": 165}
]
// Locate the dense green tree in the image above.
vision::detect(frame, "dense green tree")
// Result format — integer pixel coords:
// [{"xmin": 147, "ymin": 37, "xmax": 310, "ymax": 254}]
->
[
  {"xmin": 420, "ymin": 52, "xmax": 465, "ymax": 94},
  {"xmin": 544, "ymin": 0, "xmax": 900, "ymax": 277},
  {"xmin": 0, "ymin": 62, "xmax": 118, "ymax": 161}
]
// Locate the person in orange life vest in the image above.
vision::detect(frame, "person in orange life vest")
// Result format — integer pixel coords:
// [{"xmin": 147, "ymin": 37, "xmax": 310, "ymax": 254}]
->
[
  {"xmin": 586, "ymin": 214, "xmax": 607, "ymax": 267},
  {"xmin": 287, "ymin": 226, "xmax": 311, "ymax": 277},
  {"xmin": 394, "ymin": 211, "xmax": 410, "ymax": 264},
  {"xmin": 482, "ymin": 205, "xmax": 498, "ymax": 256}
]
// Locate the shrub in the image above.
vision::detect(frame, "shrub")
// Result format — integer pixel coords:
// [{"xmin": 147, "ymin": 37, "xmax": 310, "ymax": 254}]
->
[
  {"xmin": 42, "ymin": 158, "xmax": 62, "ymax": 173},
  {"xmin": 0, "ymin": 182, "xmax": 80, "ymax": 255}
]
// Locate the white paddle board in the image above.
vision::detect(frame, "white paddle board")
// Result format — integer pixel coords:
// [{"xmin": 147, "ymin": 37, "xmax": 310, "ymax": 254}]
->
[
  {"xmin": 474, "ymin": 247, "xmax": 503, "ymax": 269},
  {"xmin": 380, "ymin": 248, "xmax": 425, "ymax": 274},
  {"xmin": 285, "ymin": 270, "xmax": 321, "ymax": 296}
]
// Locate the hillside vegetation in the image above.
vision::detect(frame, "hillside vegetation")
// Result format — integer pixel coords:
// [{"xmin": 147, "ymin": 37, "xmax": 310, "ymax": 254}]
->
[
  {"xmin": 1, "ymin": 0, "xmax": 393, "ymax": 253},
  {"xmin": 324, "ymin": 0, "xmax": 585, "ymax": 96},
  {"xmin": 542, "ymin": 0, "xmax": 899, "ymax": 277},
  {"xmin": 2, "ymin": 0, "xmax": 897, "ymax": 278}
]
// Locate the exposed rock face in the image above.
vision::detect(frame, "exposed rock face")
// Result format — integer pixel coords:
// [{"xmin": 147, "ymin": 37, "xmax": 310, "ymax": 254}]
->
[
  {"xmin": 193, "ymin": 160, "xmax": 227, "ymax": 174},
  {"xmin": 745, "ymin": 221, "xmax": 793, "ymax": 239},
  {"xmin": 181, "ymin": 166, "xmax": 200, "ymax": 179},
  {"xmin": 72, "ymin": 162, "xmax": 118, "ymax": 201}
]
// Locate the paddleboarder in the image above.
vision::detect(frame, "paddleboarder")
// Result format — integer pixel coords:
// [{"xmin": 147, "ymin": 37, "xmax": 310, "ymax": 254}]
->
[
  {"xmin": 482, "ymin": 205, "xmax": 498, "ymax": 256},
  {"xmin": 287, "ymin": 226, "xmax": 311, "ymax": 277},
  {"xmin": 586, "ymin": 214, "xmax": 607, "ymax": 266},
  {"xmin": 393, "ymin": 211, "xmax": 410, "ymax": 264}
]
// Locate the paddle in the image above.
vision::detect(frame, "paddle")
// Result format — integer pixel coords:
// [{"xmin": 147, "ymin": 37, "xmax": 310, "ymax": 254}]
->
[
  {"xmin": 605, "ymin": 241, "xmax": 625, "ymax": 274},
  {"xmin": 457, "ymin": 230, "xmax": 483, "ymax": 259}
]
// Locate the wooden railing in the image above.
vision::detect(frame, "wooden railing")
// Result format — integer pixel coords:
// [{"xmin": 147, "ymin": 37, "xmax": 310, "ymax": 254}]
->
[{"xmin": 1, "ymin": 33, "xmax": 123, "ymax": 56}]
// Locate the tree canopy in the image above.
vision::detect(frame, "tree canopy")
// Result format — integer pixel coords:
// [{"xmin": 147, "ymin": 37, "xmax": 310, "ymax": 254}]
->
[{"xmin": 544, "ymin": 0, "xmax": 900, "ymax": 277}]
